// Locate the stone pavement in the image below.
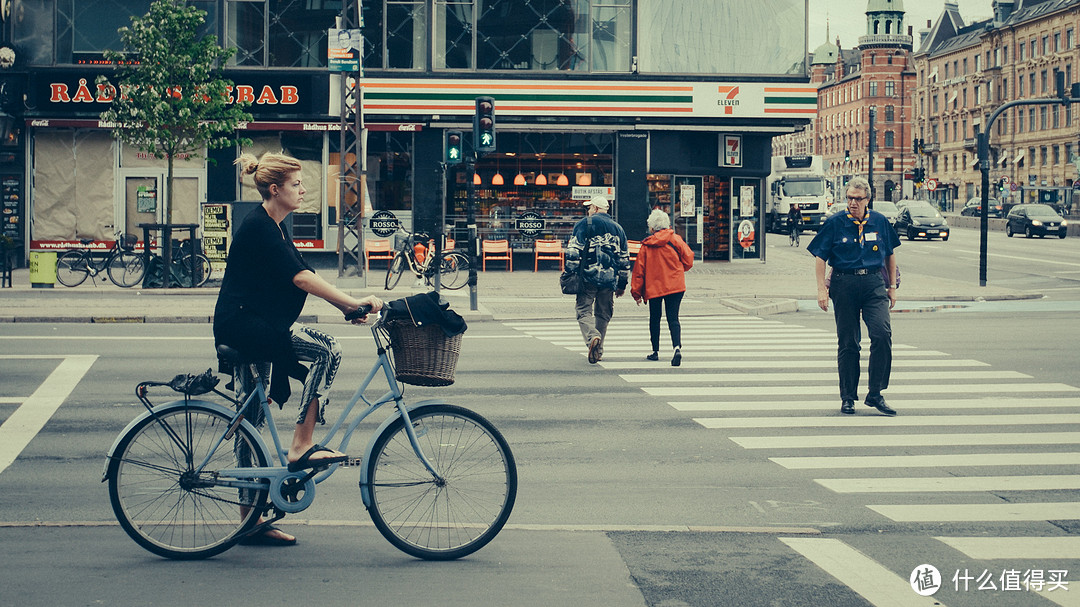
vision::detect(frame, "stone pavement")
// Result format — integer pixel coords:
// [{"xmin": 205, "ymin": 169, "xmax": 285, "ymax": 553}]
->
[{"xmin": 0, "ymin": 249, "xmax": 1037, "ymax": 324}]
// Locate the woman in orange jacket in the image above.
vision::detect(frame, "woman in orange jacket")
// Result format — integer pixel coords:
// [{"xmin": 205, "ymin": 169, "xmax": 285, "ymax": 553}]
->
[{"xmin": 631, "ymin": 209, "xmax": 695, "ymax": 366}]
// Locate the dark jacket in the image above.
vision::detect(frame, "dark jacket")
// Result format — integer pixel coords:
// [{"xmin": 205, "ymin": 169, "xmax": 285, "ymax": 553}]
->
[{"xmin": 565, "ymin": 212, "xmax": 630, "ymax": 291}]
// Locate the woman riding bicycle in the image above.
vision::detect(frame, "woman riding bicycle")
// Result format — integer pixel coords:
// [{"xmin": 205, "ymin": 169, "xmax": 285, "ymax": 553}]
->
[
  {"xmin": 213, "ymin": 152, "xmax": 382, "ymax": 545},
  {"xmin": 787, "ymin": 204, "xmax": 804, "ymax": 244}
]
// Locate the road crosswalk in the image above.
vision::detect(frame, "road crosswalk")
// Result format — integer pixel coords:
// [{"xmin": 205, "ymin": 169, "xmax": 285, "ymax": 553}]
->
[{"xmin": 507, "ymin": 315, "xmax": 1080, "ymax": 606}]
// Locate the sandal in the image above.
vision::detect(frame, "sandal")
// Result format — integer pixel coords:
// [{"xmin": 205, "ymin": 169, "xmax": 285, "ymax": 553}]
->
[
  {"xmin": 287, "ymin": 444, "xmax": 348, "ymax": 472},
  {"xmin": 237, "ymin": 525, "xmax": 296, "ymax": 547}
]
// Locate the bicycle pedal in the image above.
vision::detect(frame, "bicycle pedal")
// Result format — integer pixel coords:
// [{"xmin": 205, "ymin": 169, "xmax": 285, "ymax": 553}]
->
[{"xmin": 339, "ymin": 457, "xmax": 364, "ymax": 467}]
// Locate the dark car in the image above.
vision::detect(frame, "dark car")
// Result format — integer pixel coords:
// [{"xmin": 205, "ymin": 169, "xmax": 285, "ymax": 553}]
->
[
  {"xmin": 1005, "ymin": 204, "xmax": 1069, "ymax": 238},
  {"xmin": 960, "ymin": 197, "xmax": 1003, "ymax": 218},
  {"xmin": 894, "ymin": 202, "xmax": 950, "ymax": 241}
]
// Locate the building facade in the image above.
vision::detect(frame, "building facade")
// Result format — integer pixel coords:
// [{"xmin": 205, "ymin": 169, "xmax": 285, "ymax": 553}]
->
[
  {"xmin": 914, "ymin": 0, "xmax": 1080, "ymax": 210},
  {"xmin": 0, "ymin": 0, "xmax": 817, "ymax": 269}
]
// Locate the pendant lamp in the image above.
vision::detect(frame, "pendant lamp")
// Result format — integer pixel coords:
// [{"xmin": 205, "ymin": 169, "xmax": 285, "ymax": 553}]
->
[
  {"xmin": 473, "ymin": 172, "xmax": 482, "ymax": 185},
  {"xmin": 534, "ymin": 154, "xmax": 547, "ymax": 185},
  {"xmin": 556, "ymin": 173, "xmax": 569, "ymax": 186},
  {"xmin": 492, "ymin": 154, "xmax": 504, "ymax": 185},
  {"xmin": 514, "ymin": 133, "xmax": 527, "ymax": 185}
]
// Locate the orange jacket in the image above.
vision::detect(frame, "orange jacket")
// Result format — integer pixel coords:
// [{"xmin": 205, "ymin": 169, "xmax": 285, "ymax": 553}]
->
[{"xmin": 630, "ymin": 229, "xmax": 694, "ymax": 302}]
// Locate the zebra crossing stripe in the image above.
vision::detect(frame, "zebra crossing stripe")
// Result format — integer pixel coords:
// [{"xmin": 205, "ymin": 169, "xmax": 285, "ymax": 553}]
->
[
  {"xmin": 770, "ymin": 452, "xmax": 1080, "ymax": 469},
  {"xmin": 733, "ymin": 432, "xmax": 1080, "ymax": 449},
  {"xmin": 816, "ymin": 475, "xmax": 1080, "ymax": 493},
  {"xmin": 600, "ymin": 358, "xmax": 988, "ymax": 370},
  {"xmin": 934, "ymin": 536, "xmax": 1080, "ymax": 560},
  {"xmin": 645, "ymin": 383, "xmax": 1079, "ymax": 396},
  {"xmin": 696, "ymin": 414, "xmax": 1080, "ymax": 429},
  {"xmin": 779, "ymin": 538, "xmax": 946, "ymax": 607},
  {"xmin": 672, "ymin": 397, "xmax": 1080, "ymax": 411},
  {"xmin": 622, "ymin": 370, "xmax": 1029, "ymax": 383},
  {"xmin": 868, "ymin": 502, "xmax": 1080, "ymax": 522}
]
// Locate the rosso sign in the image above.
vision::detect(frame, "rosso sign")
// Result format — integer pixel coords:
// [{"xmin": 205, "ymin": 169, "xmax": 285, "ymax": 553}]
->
[
  {"xmin": 369, "ymin": 210, "xmax": 399, "ymax": 237},
  {"xmin": 516, "ymin": 212, "xmax": 545, "ymax": 237}
]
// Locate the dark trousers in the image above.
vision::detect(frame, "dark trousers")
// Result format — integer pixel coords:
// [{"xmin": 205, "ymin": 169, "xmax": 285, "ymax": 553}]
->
[
  {"xmin": 829, "ymin": 273, "xmax": 892, "ymax": 402},
  {"xmin": 649, "ymin": 291, "xmax": 684, "ymax": 351}
]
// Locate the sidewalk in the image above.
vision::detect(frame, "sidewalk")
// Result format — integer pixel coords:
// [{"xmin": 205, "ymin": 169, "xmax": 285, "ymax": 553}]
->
[{"xmin": 0, "ymin": 252, "xmax": 1038, "ymax": 324}]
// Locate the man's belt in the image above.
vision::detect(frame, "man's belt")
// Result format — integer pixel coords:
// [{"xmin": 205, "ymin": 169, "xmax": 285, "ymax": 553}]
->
[{"xmin": 832, "ymin": 267, "xmax": 881, "ymax": 276}]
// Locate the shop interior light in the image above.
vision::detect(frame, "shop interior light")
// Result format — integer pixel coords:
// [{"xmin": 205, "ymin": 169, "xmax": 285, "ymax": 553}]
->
[
  {"xmin": 556, "ymin": 173, "xmax": 569, "ymax": 186},
  {"xmin": 535, "ymin": 154, "xmax": 547, "ymax": 185},
  {"xmin": 473, "ymin": 172, "xmax": 482, "ymax": 185},
  {"xmin": 492, "ymin": 172, "xmax": 504, "ymax": 185},
  {"xmin": 514, "ymin": 133, "xmax": 527, "ymax": 185}
]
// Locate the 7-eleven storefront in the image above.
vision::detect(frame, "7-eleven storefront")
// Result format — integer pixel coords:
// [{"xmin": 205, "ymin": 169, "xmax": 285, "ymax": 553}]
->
[{"xmin": 23, "ymin": 73, "xmax": 813, "ymax": 266}]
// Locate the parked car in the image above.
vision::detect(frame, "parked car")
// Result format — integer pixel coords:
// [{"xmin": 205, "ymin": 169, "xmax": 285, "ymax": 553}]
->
[
  {"xmin": 894, "ymin": 202, "xmax": 950, "ymax": 241},
  {"xmin": 1004, "ymin": 204, "xmax": 1069, "ymax": 238},
  {"xmin": 871, "ymin": 200, "xmax": 900, "ymax": 225},
  {"xmin": 960, "ymin": 197, "xmax": 1004, "ymax": 218}
]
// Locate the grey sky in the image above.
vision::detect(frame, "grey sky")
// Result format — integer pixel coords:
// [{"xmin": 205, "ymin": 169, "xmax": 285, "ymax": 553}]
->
[{"xmin": 809, "ymin": 0, "xmax": 992, "ymax": 50}]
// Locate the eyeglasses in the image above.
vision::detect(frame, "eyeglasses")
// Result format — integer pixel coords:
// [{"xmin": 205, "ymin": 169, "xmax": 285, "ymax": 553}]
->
[{"xmin": 846, "ymin": 196, "xmax": 868, "ymax": 202}]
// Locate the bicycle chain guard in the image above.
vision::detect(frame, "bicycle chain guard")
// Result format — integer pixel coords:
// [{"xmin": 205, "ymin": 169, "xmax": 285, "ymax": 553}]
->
[{"xmin": 269, "ymin": 471, "xmax": 316, "ymax": 513}]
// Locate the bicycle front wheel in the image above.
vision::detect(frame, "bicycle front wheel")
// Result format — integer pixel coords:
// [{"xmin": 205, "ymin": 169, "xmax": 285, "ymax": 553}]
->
[
  {"xmin": 172, "ymin": 253, "xmax": 212, "ymax": 287},
  {"xmin": 384, "ymin": 252, "xmax": 407, "ymax": 290},
  {"xmin": 107, "ymin": 404, "xmax": 269, "ymax": 560},
  {"xmin": 107, "ymin": 252, "xmax": 146, "ymax": 288},
  {"xmin": 56, "ymin": 251, "xmax": 90, "ymax": 287},
  {"xmin": 439, "ymin": 252, "xmax": 469, "ymax": 290},
  {"xmin": 365, "ymin": 404, "xmax": 517, "ymax": 560}
]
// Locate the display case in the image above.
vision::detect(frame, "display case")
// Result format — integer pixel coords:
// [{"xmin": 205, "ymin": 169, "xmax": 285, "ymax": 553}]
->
[
  {"xmin": 448, "ymin": 185, "xmax": 586, "ymax": 250},
  {"xmin": 647, "ymin": 174, "xmax": 671, "ymax": 211}
]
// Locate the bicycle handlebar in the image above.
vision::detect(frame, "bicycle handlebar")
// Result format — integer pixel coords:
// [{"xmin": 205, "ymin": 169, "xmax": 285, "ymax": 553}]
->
[{"xmin": 343, "ymin": 304, "xmax": 374, "ymax": 322}]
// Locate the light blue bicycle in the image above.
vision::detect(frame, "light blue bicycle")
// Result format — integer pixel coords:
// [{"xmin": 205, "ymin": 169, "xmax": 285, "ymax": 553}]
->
[{"xmin": 103, "ymin": 304, "xmax": 517, "ymax": 560}]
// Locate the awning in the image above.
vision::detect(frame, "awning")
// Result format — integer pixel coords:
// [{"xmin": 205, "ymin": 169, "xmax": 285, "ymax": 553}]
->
[
  {"xmin": 948, "ymin": 91, "xmax": 958, "ymax": 105},
  {"xmin": 929, "ymin": 66, "xmax": 939, "ymax": 82},
  {"xmin": 971, "ymin": 155, "xmax": 981, "ymax": 168},
  {"xmin": 999, "ymin": 151, "xmax": 1008, "ymax": 166},
  {"xmin": 1014, "ymin": 149, "xmax": 1026, "ymax": 165}
]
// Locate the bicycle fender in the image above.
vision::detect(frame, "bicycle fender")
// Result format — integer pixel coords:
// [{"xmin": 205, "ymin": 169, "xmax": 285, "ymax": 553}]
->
[
  {"xmin": 358, "ymin": 399, "xmax": 454, "ymax": 508},
  {"xmin": 102, "ymin": 399, "xmax": 271, "ymax": 482}
]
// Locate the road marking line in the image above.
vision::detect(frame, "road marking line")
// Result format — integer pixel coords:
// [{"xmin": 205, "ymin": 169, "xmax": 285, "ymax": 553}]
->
[
  {"xmin": 771, "ymin": 452, "xmax": 1080, "ymax": 469},
  {"xmin": 817, "ymin": 475, "xmax": 1080, "ymax": 493},
  {"xmin": 935, "ymin": 536, "xmax": 1080, "ymax": 560},
  {"xmin": 698, "ymin": 414, "xmax": 1080, "ymax": 429},
  {"xmin": 646, "ymin": 383, "xmax": 1079, "ymax": 396},
  {"xmin": 869, "ymin": 502, "xmax": 1080, "ymax": 522},
  {"xmin": 674, "ymin": 397, "xmax": 1080, "ymax": 411},
  {"xmin": 779, "ymin": 537, "xmax": 945, "ymax": 607},
  {"xmin": 0, "ymin": 355, "xmax": 97, "ymax": 476},
  {"xmin": 0, "ymin": 398, "xmax": 22, "ymax": 404},
  {"xmin": 600, "ymin": 359, "xmax": 987, "ymax": 370},
  {"xmin": 623, "ymin": 370, "xmax": 1028, "ymax": 383},
  {"xmin": 735, "ymin": 432, "xmax": 1080, "ymax": 449}
]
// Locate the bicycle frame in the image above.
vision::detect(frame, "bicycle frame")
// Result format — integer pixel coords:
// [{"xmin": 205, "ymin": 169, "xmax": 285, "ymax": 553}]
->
[{"xmin": 103, "ymin": 320, "xmax": 449, "ymax": 513}]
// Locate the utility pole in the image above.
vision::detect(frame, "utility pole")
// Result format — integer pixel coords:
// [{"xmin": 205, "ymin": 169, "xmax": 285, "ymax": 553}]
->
[
  {"xmin": 336, "ymin": 1, "xmax": 364, "ymax": 279},
  {"xmin": 868, "ymin": 106, "xmax": 876, "ymax": 207},
  {"xmin": 976, "ymin": 69, "xmax": 1076, "ymax": 286}
]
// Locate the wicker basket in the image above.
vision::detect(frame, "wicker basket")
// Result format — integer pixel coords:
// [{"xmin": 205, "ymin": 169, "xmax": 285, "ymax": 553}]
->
[{"xmin": 386, "ymin": 319, "xmax": 462, "ymax": 386}]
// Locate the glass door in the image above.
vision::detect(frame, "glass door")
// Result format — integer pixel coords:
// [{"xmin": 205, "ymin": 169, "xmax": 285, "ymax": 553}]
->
[
  {"xmin": 672, "ymin": 175, "xmax": 703, "ymax": 256},
  {"xmin": 121, "ymin": 171, "xmax": 205, "ymax": 244}
]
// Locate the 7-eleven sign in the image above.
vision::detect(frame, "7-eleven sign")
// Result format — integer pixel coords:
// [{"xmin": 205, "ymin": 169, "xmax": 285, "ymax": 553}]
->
[{"xmin": 722, "ymin": 134, "xmax": 742, "ymax": 167}]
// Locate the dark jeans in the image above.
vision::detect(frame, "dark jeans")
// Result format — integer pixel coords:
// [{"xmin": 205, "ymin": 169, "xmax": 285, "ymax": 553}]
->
[
  {"xmin": 649, "ymin": 291, "xmax": 684, "ymax": 351},
  {"xmin": 829, "ymin": 272, "xmax": 892, "ymax": 402}
]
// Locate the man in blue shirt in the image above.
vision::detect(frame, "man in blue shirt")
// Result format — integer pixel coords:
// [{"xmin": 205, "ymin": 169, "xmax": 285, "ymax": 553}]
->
[
  {"xmin": 807, "ymin": 177, "xmax": 901, "ymax": 416},
  {"xmin": 566, "ymin": 195, "xmax": 630, "ymax": 364}
]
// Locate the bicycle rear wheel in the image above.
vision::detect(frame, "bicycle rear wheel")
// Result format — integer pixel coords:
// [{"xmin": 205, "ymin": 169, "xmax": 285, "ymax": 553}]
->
[
  {"xmin": 107, "ymin": 404, "xmax": 268, "ymax": 559},
  {"xmin": 439, "ymin": 252, "xmax": 469, "ymax": 290},
  {"xmin": 56, "ymin": 250, "xmax": 90, "ymax": 287},
  {"xmin": 107, "ymin": 251, "xmax": 146, "ymax": 287},
  {"xmin": 172, "ymin": 253, "xmax": 212, "ymax": 287},
  {"xmin": 365, "ymin": 404, "xmax": 517, "ymax": 560},
  {"xmin": 384, "ymin": 252, "xmax": 407, "ymax": 290}
]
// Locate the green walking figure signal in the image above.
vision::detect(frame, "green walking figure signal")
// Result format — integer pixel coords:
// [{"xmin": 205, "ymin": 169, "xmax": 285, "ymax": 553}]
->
[
  {"xmin": 474, "ymin": 97, "xmax": 496, "ymax": 154},
  {"xmin": 446, "ymin": 130, "xmax": 463, "ymax": 165}
]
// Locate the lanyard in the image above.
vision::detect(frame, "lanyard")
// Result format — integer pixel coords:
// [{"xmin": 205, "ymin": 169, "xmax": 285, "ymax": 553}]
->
[{"xmin": 847, "ymin": 213, "xmax": 867, "ymax": 246}]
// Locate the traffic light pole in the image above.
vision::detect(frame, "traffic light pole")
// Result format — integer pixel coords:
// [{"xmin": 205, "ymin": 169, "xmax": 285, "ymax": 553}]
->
[
  {"xmin": 466, "ymin": 154, "xmax": 478, "ymax": 311},
  {"xmin": 977, "ymin": 71, "xmax": 1078, "ymax": 286}
]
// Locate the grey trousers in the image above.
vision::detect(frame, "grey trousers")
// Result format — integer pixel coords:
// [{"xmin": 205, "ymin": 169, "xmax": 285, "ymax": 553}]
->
[{"xmin": 576, "ymin": 281, "xmax": 614, "ymax": 355}]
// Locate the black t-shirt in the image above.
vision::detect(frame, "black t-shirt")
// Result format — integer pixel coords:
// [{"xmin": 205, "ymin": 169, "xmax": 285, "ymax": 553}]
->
[{"xmin": 214, "ymin": 205, "xmax": 312, "ymax": 333}]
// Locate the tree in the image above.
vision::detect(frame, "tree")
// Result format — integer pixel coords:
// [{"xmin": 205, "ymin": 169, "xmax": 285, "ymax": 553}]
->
[{"xmin": 97, "ymin": 0, "xmax": 252, "ymax": 229}]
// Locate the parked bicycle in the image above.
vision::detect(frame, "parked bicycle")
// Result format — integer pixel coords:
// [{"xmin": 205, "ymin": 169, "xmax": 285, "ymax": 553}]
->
[
  {"xmin": 144, "ymin": 240, "xmax": 212, "ymax": 288},
  {"xmin": 104, "ymin": 300, "xmax": 517, "ymax": 561},
  {"xmin": 56, "ymin": 232, "xmax": 145, "ymax": 288},
  {"xmin": 384, "ymin": 223, "xmax": 469, "ymax": 291}
]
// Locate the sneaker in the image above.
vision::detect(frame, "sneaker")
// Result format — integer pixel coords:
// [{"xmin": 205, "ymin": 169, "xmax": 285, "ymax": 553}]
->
[
  {"xmin": 646, "ymin": 352, "xmax": 659, "ymax": 361},
  {"xmin": 671, "ymin": 347, "xmax": 682, "ymax": 367},
  {"xmin": 587, "ymin": 336, "xmax": 602, "ymax": 364}
]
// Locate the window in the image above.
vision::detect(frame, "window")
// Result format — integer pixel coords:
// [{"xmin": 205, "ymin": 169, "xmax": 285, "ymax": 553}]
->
[
  {"xmin": 885, "ymin": 105, "xmax": 895, "ymax": 122},
  {"xmin": 963, "ymin": 57, "xmax": 968, "ymax": 74},
  {"xmin": 1003, "ymin": 45, "xmax": 1008, "ymax": 64},
  {"xmin": 1042, "ymin": 35, "xmax": 1049, "ymax": 55},
  {"xmin": 227, "ymin": 0, "xmax": 335, "ymax": 67},
  {"xmin": 974, "ymin": 55, "xmax": 980, "ymax": 72},
  {"xmin": 1055, "ymin": 32, "xmax": 1062, "ymax": 52},
  {"xmin": 945, "ymin": 63, "xmax": 950, "ymax": 79},
  {"xmin": 1031, "ymin": 39, "xmax": 1037, "ymax": 58},
  {"xmin": 1054, "ymin": 105, "xmax": 1060, "ymax": 129},
  {"xmin": 1030, "ymin": 72, "xmax": 1036, "ymax": 95},
  {"xmin": 884, "ymin": 131, "xmax": 894, "ymax": 148},
  {"xmin": 1067, "ymin": 144, "xmax": 1074, "ymax": 165},
  {"xmin": 1053, "ymin": 145, "xmax": 1060, "ymax": 165},
  {"xmin": 962, "ymin": 88, "xmax": 968, "ymax": 106},
  {"xmin": 1041, "ymin": 106, "xmax": 1048, "ymax": 129},
  {"xmin": 1019, "ymin": 75, "xmax": 1024, "ymax": 97},
  {"xmin": 1018, "ymin": 42, "xmax": 1025, "ymax": 62},
  {"xmin": 1040, "ymin": 146, "xmax": 1047, "ymax": 166},
  {"xmin": 1030, "ymin": 108, "xmax": 1037, "ymax": 131},
  {"xmin": 56, "ymin": 0, "xmax": 221, "ymax": 65},
  {"xmin": 1018, "ymin": 108, "xmax": 1025, "ymax": 132},
  {"xmin": 1069, "ymin": 29, "xmax": 1075, "ymax": 50},
  {"xmin": 1041, "ymin": 70, "xmax": 1048, "ymax": 93},
  {"xmin": 868, "ymin": 81, "xmax": 878, "ymax": 97},
  {"xmin": 933, "ymin": 94, "xmax": 939, "ymax": 112},
  {"xmin": 885, "ymin": 81, "xmax": 895, "ymax": 97},
  {"xmin": 884, "ymin": 157, "xmax": 894, "ymax": 171}
]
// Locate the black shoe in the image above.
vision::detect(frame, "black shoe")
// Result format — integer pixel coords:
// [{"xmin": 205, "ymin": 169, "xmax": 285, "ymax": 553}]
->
[
  {"xmin": 587, "ymin": 336, "xmax": 602, "ymax": 364},
  {"xmin": 865, "ymin": 396, "xmax": 897, "ymax": 416},
  {"xmin": 671, "ymin": 348, "xmax": 682, "ymax": 367},
  {"xmin": 840, "ymin": 400, "xmax": 855, "ymax": 415},
  {"xmin": 646, "ymin": 352, "xmax": 659, "ymax": 361}
]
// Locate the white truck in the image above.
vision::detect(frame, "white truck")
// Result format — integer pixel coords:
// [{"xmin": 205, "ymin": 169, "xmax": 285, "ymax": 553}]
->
[{"xmin": 765, "ymin": 155, "xmax": 830, "ymax": 233}]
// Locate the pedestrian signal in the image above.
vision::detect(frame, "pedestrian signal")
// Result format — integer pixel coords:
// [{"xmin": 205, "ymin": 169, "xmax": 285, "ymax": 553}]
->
[
  {"xmin": 474, "ymin": 97, "xmax": 496, "ymax": 154},
  {"xmin": 446, "ymin": 130, "xmax": 463, "ymax": 165}
]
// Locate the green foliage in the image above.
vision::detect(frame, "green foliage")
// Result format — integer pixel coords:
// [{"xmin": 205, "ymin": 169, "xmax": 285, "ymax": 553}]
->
[{"xmin": 96, "ymin": 0, "xmax": 252, "ymax": 161}]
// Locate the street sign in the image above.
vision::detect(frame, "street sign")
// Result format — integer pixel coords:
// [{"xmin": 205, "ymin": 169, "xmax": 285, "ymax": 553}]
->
[
  {"xmin": 926, "ymin": 178, "xmax": 938, "ymax": 192},
  {"xmin": 1001, "ymin": 175, "xmax": 1010, "ymax": 184}
]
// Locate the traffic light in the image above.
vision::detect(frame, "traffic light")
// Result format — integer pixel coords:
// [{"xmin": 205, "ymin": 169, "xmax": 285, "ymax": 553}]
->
[
  {"xmin": 1056, "ymin": 69, "xmax": 1068, "ymax": 104},
  {"xmin": 844, "ymin": 149, "xmax": 850, "ymax": 162},
  {"xmin": 445, "ymin": 130, "xmax": 463, "ymax": 165},
  {"xmin": 473, "ymin": 96, "xmax": 496, "ymax": 154},
  {"xmin": 913, "ymin": 168, "xmax": 923, "ymax": 182}
]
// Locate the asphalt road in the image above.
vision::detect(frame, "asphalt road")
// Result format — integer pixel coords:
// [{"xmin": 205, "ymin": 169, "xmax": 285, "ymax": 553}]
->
[{"xmin": 2, "ymin": 294, "xmax": 1078, "ymax": 607}]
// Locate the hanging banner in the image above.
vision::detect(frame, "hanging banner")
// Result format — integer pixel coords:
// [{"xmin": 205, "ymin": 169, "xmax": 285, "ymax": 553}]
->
[{"xmin": 329, "ymin": 28, "xmax": 361, "ymax": 72}]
